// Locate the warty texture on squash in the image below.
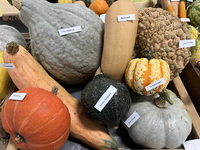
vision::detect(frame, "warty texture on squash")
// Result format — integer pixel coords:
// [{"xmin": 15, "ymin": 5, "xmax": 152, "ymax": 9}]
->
[{"xmin": 134, "ymin": 7, "xmax": 191, "ymax": 80}]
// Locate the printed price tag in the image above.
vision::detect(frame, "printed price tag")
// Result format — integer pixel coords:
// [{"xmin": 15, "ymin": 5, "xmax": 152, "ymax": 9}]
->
[
  {"xmin": 183, "ymin": 139, "xmax": 200, "ymax": 150},
  {"xmin": 179, "ymin": 39, "xmax": 196, "ymax": 48},
  {"xmin": 180, "ymin": 18, "xmax": 190, "ymax": 22},
  {"xmin": 100, "ymin": 14, "xmax": 106, "ymax": 23},
  {"xmin": 58, "ymin": 26, "xmax": 82, "ymax": 36},
  {"xmin": 187, "ymin": 0, "xmax": 193, "ymax": 2},
  {"xmin": 145, "ymin": 78, "xmax": 165, "ymax": 92},
  {"xmin": 117, "ymin": 14, "xmax": 135, "ymax": 22},
  {"xmin": 124, "ymin": 111, "xmax": 140, "ymax": 128},
  {"xmin": 0, "ymin": 63, "xmax": 16, "ymax": 69},
  {"xmin": 94, "ymin": 85, "xmax": 117, "ymax": 112},
  {"xmin": 9, "ymin": 93, "xmax": 27, "ymax": 101}
]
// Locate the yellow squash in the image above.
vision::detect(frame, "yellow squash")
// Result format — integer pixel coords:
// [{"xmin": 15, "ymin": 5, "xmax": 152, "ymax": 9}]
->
[
  {"xmin": 0, "ymin": 51, "xmax": 12, "ymax": 101},
  {"xmin": 58, "ymin": 0, "xmax": 72, "ymax": 3}
]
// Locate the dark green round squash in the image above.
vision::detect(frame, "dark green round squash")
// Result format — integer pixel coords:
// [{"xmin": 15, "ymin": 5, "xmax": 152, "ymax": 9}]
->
[{"xmin": 81, "ymin": 74, "xmax": 131, "ymax": 129}]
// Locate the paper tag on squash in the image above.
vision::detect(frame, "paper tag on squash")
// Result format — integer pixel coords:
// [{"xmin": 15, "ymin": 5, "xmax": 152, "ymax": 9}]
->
[
  {"xmin": 0, "ymin": 63, "xmax": 16, "ymax": 69},
  {"xmin": 145, "ymin": 78, "xmax": 165, "ymax": 92},
  {"xmin": 187, "ymin": 0, "xmax": 193, "ymax": 2},
  {"xmin": 171, "ymin": 0, "xmax": 180, "ymax": 1},
  {"xmin": 183, "ymin": 139, "xmax": 200, "ymax": 150},
  {"xmin": 58, "ymin": 26, "xmax": 82, "ymax": 36},
  {"xmin": 117, "ymin": 14, "xmax": 135, "ymax": 22},
  {"xmin": 100, "ymin": 14, "xmax": 106, "ymax": 23},
  {"xmin": 94, "ymin": 85, "xmax": 117, "ymax": 112},
  {"xmin": 180, "ymin": 18, "xmax": 190, "ymax": 22},
  {"xmin": 124, "ymin": 111, "xmax": 140, "ymax": 128},
  {"xmin": 179, "ymin": 39, "xmax": 196, "ymax": 48},
  {"xmin": 9, "ymin": 93, "xmax": 27, "ymax": 101}
]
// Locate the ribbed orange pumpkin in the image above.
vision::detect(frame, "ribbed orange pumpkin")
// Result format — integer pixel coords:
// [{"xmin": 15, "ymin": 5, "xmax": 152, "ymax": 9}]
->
[
  {"xmin": 125, "ymin": 50, "xmax": 170, "ymax": 96},
  {"xmin": 1, "ymin": 87, "xmax": 71, "ymax": 150},
  {"xmin": 89, "ymin": 0, "xmax": 109, "ymax": 16}
]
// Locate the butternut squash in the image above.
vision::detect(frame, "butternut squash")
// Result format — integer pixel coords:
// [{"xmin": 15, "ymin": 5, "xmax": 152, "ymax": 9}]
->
[
  {"xmin": 3, "ymin": 41, "xmax": 120, "ymax": 150},
  {"xmin": 101, "ymin": 0, "xmax": 138, "ymax": 82}
]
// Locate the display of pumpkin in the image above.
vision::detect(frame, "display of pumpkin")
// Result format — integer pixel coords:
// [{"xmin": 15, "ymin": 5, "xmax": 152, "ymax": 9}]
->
[
  {"xmin": 121, "ymin": 89, "xmax": 192, "ymax": 149},
  {"xmin": 0, "ymin": 51, "xmax": 12, "ymax": 101},
  {"xmin": 89, "ymin": 0, "xmax": 109, "ymax": 16},
  {"xmin": 1, "ymin": 86, "xmax": 71, "ymax": 150}
]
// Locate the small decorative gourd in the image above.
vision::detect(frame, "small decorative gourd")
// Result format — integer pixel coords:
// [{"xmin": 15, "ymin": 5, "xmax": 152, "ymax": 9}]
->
[
  {"xmin": 0, "ymin": 25, "xmax": 27, "ymax": 51},
  {"xmin": 10, "ymin": 0, "xmax": 104, "ymax": 84},
  {"xmin": 121, "ymin": 89, "xmax": 192, "ymax": 149},
  {"xmin": 1, "ymin": 86, "xmax": 71, "ymax": 150},
  {"xmin": 89, "ymin": 0, "xmax": 109, "ymax": 16},
  {"xmin": 81, "ymin": 73, "xmax": 132, "ymax": 129},
  {"xmin": 0, "ymin": 51, "xmax": 12, "ymax": 101}
]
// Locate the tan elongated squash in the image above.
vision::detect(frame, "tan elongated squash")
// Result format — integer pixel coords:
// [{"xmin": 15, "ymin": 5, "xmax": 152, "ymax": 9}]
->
[
  {"xmin": 101, "ymin": 0, "xmax": 138, "ymax": 82},
  {"xmin": 3, "ymin": 41, "xmax": 120, "ymax": 150}
]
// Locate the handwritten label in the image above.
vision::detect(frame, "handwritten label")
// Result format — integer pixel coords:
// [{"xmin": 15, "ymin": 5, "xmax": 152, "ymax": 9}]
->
[
  {"xmin": 117, "ymin": 14, "xmax": 135, "ymax": 22},
  {"xmin": 145, "ymin": 78, "xmax": 165, "ymax": 92},
  {"xmin": 183, "ymin": 139, "xmax": 200, "ymax": 150},
  {"xmin": 9, "ymin": 93, "xmax": 27, "ymax": 101},
  {"xmin": 100, "ymin": 14, "xmax": 106, "ymax": 23},
  {"xmin": 179, "ymin": 39, "xmax": 196, "ymax": 48},
  {"xmin": 58, "ymin": 26, "xmax": 82, "ymax": 36},
  {"xmin": 0, "ymin": 63, "xmax": 16, "ymax": 69},
  {"xmin": 180, "ymin": 18, "xmax": 190, "ymax": 22},
  {"xmin": 94, "ymin": 85, "xmax": 117, "ymax": 112},
  {"xmin": 124, "ymin": 111, "xmax": 140, "ymax": 128}
]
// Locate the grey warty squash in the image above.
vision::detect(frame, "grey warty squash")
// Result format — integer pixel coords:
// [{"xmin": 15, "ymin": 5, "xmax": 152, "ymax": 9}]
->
[
  {"xmin": 81, "ymin": 74, "xmax": 132, "ymax": 129},
  {"xmin": 12, "ymin": 0, "xmax": 104, "ymax": 84},
  {"xmin": 0, "ymin": 25, "xmax": 27, "ymax": 51},
  {"xmin": 121, "ymin": 89, "xmax": 192, "ymax": 149}
]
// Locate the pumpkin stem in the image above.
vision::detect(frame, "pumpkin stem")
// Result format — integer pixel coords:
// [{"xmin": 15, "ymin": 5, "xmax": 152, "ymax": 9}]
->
[
  {"xmin": 142, "ymin": 49, "xmax": 153, "ymax": 61},
  {"xmin": 15, "ymin": 133, "xmax": 25, "ymax": 143},
  {"xmin": 154, "ymin": 97, "xmax": 166, "ymax": 108},
  {"xmin": 51, "ymin": 86, "xmax": 59, "ymax": 95},
  {"xmin": 159, "ymin": 89, "xmax": 174, "ymax": 105},
  {"xmin": 6, "ymin": 41, "xmax": 19, "ymax": 54}
]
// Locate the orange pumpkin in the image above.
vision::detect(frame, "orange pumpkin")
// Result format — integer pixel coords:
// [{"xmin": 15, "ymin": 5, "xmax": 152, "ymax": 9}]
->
[
  {"xmin": 1, "ymin": 87, "xmax": 71, "ymax": 150},
  {"xmin": 125, "ymin": 50, "xmax": 170, "ymax": 96},
  {"xmin": 89, "ymin": 0, "xmax": 109, "ymax": 16}
]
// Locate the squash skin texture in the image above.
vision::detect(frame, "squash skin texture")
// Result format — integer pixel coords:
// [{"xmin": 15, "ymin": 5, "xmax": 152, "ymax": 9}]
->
[
  {"xmin": 3, "ymin": 42, "xmax": 121, "ymax": 150},
  {"xmin": 81, "ymin": 74, "xmax": 132, "ymax": 128},
  {"xmin": 121, "ymin": 89, "xmax": 192, "ymax": 149},
  {"xmin": 19, "ymin": 0, "xmax": 104, "ymax": 84},
  {"xmin": 0, "ymin": 25, "xmax": 27, "ymax": 51},
  {"xmin": 0, "ymin": 51, "xmax": 12, "ymax": 101}
]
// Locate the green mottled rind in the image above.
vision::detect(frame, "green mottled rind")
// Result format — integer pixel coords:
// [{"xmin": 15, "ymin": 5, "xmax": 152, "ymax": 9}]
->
[
  {"xmin": 188, "ymin": 1, "xmax": 200, "ymax": 27},
  {"xmin": 19, "ymin": 0, "xmax": 104, "ymax": 84},
  {"xmin": 81, "ymin": 74, "xmax": 132, "ymax": 128},
  {"xmin": 101, "ymin": 133, "xmax": 120, "ymax": 150}
]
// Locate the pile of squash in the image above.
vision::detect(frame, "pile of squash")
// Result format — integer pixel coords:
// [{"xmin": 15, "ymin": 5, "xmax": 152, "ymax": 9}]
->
[{"xmin": 0, "ymin": 0, "xmax": 195, "ymax": 149}]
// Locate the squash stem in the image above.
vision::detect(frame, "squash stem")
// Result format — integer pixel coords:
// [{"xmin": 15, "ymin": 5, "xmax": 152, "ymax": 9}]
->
[
  {"xmin": 6, "ymin": 41, "xmax": 19, "ymax": 54},
  {"xmin": 15, "ymin": 133, "xmax": 25, "ymax": 143},
  {"xmin": 159, "ymin": 89, "xmax": 174, "ymax": 105},
  {"xmin": 142, "ymin": 49, "xmax": 153, "ymax": 61},
  {"xmin": 51, "ymin": 86, "xmax": 59, "ymax": 95}
]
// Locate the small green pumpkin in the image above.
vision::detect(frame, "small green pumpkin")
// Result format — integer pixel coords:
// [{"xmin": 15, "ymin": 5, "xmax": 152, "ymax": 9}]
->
[
  {"xmin": 121, "ymin": 89, "xmax": 192, "ymax": 149},
  {"xmin": 81, "ymin": 74, "xmax": 131, "ymax": 129}
]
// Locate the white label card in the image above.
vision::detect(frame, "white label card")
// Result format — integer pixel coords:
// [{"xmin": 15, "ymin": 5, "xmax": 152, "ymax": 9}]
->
[
  {"xmin": 0, "ymin": 63, "xmax": 16, "ymax": 69},
  {"xmin": 94, "ymin": 85, "xmax": 117, "ymax": 112},
  {"xmin": 187, "ymin": 0, "xmax": 193, "ymax": 2},
  {"xmin": 58, "ymin": 26, "xmax": 82, "ymax": 36},
  {"xmin": 145, "ymin": 78, "xmax": 165, "ymax": 92},
  {"xmin": 179, "ymin": 39, "xmax": 196, "ymax": 48},
  {"xmin": 180, "ymin": 18, "xmax": 190, "ymax": 22},
  {"xmin": 9, "ymin": 93, "xmax": 27, "ymax": 101},
  {"xmin": 171, "ymin": 0, "xmax": 180, "ymax": 1},
  {"xmin": 124, "ymin": 111, "xmax": 140, "ymax": 128},
  {"xmin": 100, "ymin": 14, "xmax": 106, "ymax": 23},
  {"xmin": 117, "ymin": 14, "xmax": 135, "ymax": 22},
  {"xmin": 183, "ymin": 139, "xmax": 200, "ymax": 150}
]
